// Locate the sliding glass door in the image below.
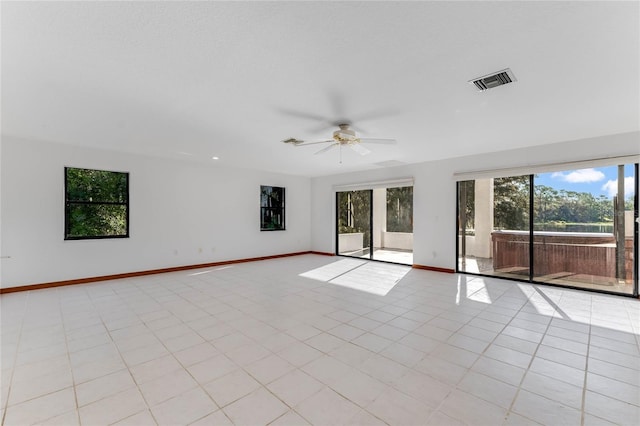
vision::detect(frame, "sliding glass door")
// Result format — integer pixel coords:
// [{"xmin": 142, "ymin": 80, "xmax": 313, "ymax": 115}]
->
[
  {"xmin": 458, "ymin": 176, "xmax": 531, "ymax": 280},
  {"xmin": 374, "ymin": 187, "xmax": 414, "ymax": 264},
  {"xmin": 532, "ymin": 165, "xmax": 636, "ymax": 294},
  {"xmin": 336, "ymin": 186, "xmax": 414, "ymax": 265},
  {"xmin": 337, "ymin": 190, "xmax": 372, "ymax": 258},
  {"xmin": 457, "ymin": 163, "xmax": 638, "ymax": 296}
]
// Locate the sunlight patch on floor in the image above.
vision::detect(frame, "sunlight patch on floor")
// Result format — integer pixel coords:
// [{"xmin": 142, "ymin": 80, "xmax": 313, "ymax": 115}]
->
[
  {"xmin": 299, "ymin": 258, "xmax": 367, "ymax": 281},
  {"xmin": 187, "ymin": 265, "xmax": 234, "ymax": 276},
  {"xmin": 299, "ymin": 259, "xmax": 411, "ymax": 296},
  {"xmin": 457, "ymin": 276, "xmax": 493, "ymax": 304}
]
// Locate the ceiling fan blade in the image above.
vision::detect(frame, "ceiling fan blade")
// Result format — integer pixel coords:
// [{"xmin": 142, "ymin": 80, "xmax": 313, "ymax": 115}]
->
[
  {"xmin": 349, "ymin": 143, "xmax": 371, "ymax": 156},
  {"xmin": 308, "ymin": 121, "xmax": 347, "ymax": 134},
  {"xmin": 359, "ymin": 138, "xmax": 397, "ymax": 145},
  {"xmin": 349, "ymin": 108, "xmax": 401, "ymax": 133},
  {"xmin": 275, "ymin": 107, "xmax": 332, "ymax": 123},
  {"xmin": 314, "ymin": 143, "xmax": 338, "ymax": 155},
  {"xmin": 297, "ymin": 139, "xmax": 335, "ymax": 146},
  {"xmin": 305, "ymin": 90, "xmax": 351, "ymax": 133}
]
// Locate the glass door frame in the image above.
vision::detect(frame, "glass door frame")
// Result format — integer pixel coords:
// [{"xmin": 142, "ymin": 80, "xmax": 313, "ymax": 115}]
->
[
  {"xmin": 455, "ymin": 164, "xmax": 639, "ymax": 298},
  {"xmin": 335, "ymin": 190, "xmax": 373, "ymax": 260},
  {"xmin": 335, "ymin": 188, "xmax": 414, "ymax": 266}
]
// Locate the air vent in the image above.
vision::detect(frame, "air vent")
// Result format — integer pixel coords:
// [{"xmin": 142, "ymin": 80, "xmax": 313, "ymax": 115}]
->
[{"xmin": 470, "ymin": 68, "xmax": 517, "ymax": 91}]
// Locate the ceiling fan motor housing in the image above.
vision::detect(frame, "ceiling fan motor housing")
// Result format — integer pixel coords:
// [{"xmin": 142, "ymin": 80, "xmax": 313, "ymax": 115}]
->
[{"xmin": 333, "ymin": 124, "xmax": 357, "ymax": 142}]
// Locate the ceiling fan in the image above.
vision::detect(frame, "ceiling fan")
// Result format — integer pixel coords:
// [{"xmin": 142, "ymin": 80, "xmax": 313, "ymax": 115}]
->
[{"xmin": 282, "ymin": 123, "xmax": 396, "ymax": 162}]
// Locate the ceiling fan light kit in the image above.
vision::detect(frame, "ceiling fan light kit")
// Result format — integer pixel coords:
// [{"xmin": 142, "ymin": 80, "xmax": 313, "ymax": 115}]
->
[{"xmin": 282, "ymin": 137, "xmax": 304, "ymax": 145}]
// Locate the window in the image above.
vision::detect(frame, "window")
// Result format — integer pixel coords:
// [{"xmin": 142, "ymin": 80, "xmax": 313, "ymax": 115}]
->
[
  {"xmin": 65, "ymin": 167, "xmax": 129, "ymax": 240},
  {"xmin": 260, "ymin": 186, "xmax": 285, "ymax": 231}
]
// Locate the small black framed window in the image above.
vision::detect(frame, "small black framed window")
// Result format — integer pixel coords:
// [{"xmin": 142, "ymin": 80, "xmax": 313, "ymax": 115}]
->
[
  {"xmin": 65, "ymin": 167, "xmax": 129, "ymax": 240},
  {"xmin": 260, "ymin": 185, "xmax": 285, "ymax": 231}
]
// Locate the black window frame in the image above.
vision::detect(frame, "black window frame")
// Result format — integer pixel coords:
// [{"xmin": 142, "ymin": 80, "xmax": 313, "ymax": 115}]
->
[
  {"xmin": 64, "ymin": 167, "xmax": 130, "ymax": 240},
  {"xmin": 260, "ymin": 185, "xmax": 286, "ymax": 231}
]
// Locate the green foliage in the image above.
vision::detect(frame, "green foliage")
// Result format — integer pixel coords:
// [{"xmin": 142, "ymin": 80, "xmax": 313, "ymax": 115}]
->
[
  {"xmin": 338, "ymin": 224, "xmax": 357, "ymax": 234},
  {"xmin": 458, "ymin": 180, "xmax": 475, "ymax": 230},
  {"xmin": 386, "ymin": 187, "xmax": 413, "ymax": 232},
  {"xmin": 66, "ymin": 168, "xmax": 127, "ymax": 203},
  {"xmin": 260, "ymin": 186, "xmax": 284, "ymax": 209},
  {"xmin": 494, "ymin": 176, "xmax": 530, "ymax": 230},
  {"xmin": 261, "ymin": 208, "xmax": 284, "ymax": 230},
  {"xmin": 461, "ymin": 175, "xmax": 635, "ymax": 233},
  {"xmin": 337, "ymin": 191, "xmax": 371, "ymax": 245},
  {"xmin": 67, "ymin": 205, "xmax": 127, "ymax": 238},
  {"xmin": 533, "ymin": 184, "xmax": 625, "ymax": 225},
  {"xmin": 65, "ymin": 168, "xmax": 128, "ymax": 238},
  {"xmin": 260, "ymin": 186, "xmax": 285, "ymax": 230},
  {"xmin": 337, "ymin": 187, "xmax": 415, "ymax": 248},
  {"xmin": 625, "ymin": 196, "xmax": 635, "ymax": 210}
]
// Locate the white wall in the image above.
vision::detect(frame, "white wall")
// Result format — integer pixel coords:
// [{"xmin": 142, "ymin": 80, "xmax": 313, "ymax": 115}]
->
[
  {"xmin": 2, "ymin": 131, "xmax": 637, "ymax": 288},
  {"xmin": 311, "ymin": 131, "xmax": 640, "ymax": 270},
  {"xmin": 0, "ymin": 137, "xmax": 311, "ymax": 288},
  {"xmin": 0, "ymin": 138, "xmax": 3, "ymax": 284}
]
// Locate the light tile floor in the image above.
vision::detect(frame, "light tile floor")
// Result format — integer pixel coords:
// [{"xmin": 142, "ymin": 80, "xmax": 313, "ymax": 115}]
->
[{"xmin": 1, "ymin": 254, "xmax": 639, "ymax": 425}]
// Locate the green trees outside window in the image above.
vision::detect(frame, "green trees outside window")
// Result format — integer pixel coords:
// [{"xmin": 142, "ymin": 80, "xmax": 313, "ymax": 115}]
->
[
  {"xmin": 65, "ymin": 167, "xmax": 129, "ymax": 239},
  {"xmin": 337, "ymin": 190, "xmax": 371, "ymax": 243},
  {"xmin": 386, "ymin": 187, "xmax": 413, "ymax": 232},
  {"xmin": 458, "ymin": 164, "xmax": 637, "ymax": 295},
  {"xmin": 260, "ymin": 186, "xmax": 285, "ymax": 231},
  {"xmin": 460, "ymin": 175, "xmax": 633, "ymax": 234},
  {"xmin": 494, "ymin": 176, "xmax": 530, "ymax": 230}
]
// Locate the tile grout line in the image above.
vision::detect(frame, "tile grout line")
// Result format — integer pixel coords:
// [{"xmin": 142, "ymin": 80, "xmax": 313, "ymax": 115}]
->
[
  {"xmin": 7, "ymin": 289, "xmax": 78, "ymax": 424},
  {"xmin": 1, "ymin": 290, "xmax": 28, "ymax": 425},
  {"xmin": 579, "ymin": 295, "xmax": 593, "ymax": 426},
  {"xmin": 145, "ymin": 273, "xmax": 312, "ymax": 425},
  {"xmin": 131, "ymin": 285, "xmax": 223, "ymax": 425},
  {"xmin": 500, "ymin": 286, "xmax": 557, "ymax": 425},
  {"xmin": 420, "ymin": 281, "xmax": 517, "ymax": 424},
  {"xmin": 61, "ymin": 286, "xmax": 82, "ymax": 426},
  {"xmin": 138, "ymin": 276, "xmax": 247, "ymax": 424},
  {"xmin": 92, "ymin": 285, "xmax": 157, "ymax": 426}
]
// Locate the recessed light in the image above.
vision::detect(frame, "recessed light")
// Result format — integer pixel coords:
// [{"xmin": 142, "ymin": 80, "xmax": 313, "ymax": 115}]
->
[{"xmin": 212, "ymin": 156, "xmax": 219, "ymax": 160}]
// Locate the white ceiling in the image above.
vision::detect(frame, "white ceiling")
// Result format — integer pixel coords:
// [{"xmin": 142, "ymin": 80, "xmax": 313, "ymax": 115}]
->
[{"xmin": 2, "ymin": 1, "xmax": 638, "ymax": 177}]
